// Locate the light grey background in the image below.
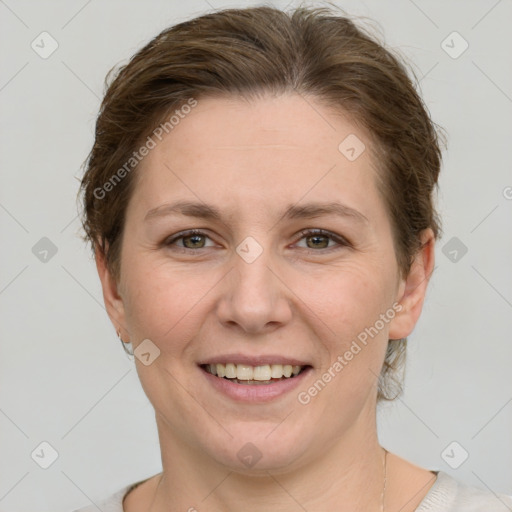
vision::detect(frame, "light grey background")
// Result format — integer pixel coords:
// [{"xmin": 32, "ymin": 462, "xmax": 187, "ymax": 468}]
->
[{"xmin": 1, "ymin": 0, "xmax": 511, "ymax": 510}]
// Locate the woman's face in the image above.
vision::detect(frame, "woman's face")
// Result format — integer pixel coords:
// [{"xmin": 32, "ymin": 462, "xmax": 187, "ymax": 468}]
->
[{"xmin": 98, "ymin": 93, "xmax": 430, "ymax": 473}]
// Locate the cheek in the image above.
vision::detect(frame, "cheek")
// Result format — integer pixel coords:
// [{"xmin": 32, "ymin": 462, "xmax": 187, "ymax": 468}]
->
[
  {"xmin": 306, "ymin": 264, "xmax": 395, "ymax": 400},
  {"xmin": 121, "ymin": 258, "xmax": 218, "ymax": 346},
  {"xmin": 313, "ymin": 263, "xmax": 392, "ymax": 334}
]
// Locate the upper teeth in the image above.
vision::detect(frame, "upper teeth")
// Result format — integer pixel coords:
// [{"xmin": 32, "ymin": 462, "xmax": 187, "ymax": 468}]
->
[{"xmin": 205, "ymin": 363, "xmax": 303, "ymax": 380}]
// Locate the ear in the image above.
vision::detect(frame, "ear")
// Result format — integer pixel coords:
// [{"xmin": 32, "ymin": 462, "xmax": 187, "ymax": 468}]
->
[
  {"xmin": 388, "ymin": 228, "xmax": 435, "ymax": 340},
  {"xmin": 95, "ymin": 246, "xmax": 129, "ymax": 342}
]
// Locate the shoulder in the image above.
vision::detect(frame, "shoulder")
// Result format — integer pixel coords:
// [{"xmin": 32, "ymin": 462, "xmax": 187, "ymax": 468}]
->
[
  {"xmin": 71, "ymin": 480, "xmax": 143, "ymax": 512},
  {"xmin": 416, "ymin": 471, "xmax": 512, "ymax": 512}
]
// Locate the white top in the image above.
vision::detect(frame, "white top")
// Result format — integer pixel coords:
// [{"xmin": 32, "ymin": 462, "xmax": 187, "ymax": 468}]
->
[{"xmin": 72, "ymin": 471, "xmax": 512, "ymax": 511}]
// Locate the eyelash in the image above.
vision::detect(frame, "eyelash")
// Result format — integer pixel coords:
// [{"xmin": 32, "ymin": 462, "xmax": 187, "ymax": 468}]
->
[{"xmin": 164, "ymin": 228, "xmax": 351, "ymax": 254}]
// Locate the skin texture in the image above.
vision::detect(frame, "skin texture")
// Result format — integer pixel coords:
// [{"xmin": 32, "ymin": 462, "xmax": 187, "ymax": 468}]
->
[{"xmin": 96, "ymin": 93, "xmax": 437, "ymax": 511}]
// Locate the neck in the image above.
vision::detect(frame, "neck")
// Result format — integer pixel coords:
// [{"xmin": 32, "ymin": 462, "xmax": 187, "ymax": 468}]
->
[{"xmin": 150, "ymin": 409, "xmax": 387, "ymax": 512}]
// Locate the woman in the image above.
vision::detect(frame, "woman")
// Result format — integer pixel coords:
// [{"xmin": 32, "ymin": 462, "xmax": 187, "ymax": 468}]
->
[{"xmin": 74, "ymin": 5, "xmax": 512, "ymax": 511}]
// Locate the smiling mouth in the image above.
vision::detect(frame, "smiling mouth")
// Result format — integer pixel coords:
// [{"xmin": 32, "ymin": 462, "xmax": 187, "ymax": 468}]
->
[{"xmin": 200, "ymin": 363, "xmax": 311, "ymax": 385}]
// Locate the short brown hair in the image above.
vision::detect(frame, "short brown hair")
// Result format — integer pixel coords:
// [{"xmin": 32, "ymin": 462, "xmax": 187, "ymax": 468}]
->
[{"xmin": 79, "ymin": 4, "xmax": 446, "ymax": 402}]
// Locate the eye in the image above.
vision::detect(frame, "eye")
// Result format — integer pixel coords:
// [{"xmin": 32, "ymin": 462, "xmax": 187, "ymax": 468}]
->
[
  {"xmin": 164, "ymin": 230, "xmax": 216, "ymax": 251},
  {"xmin": 163, "ymin": 228, "xmax": 350, "ymax": 254},
  {"xmin": 294, "ymin": 229, "xmax": 350, "ymax": 252}
]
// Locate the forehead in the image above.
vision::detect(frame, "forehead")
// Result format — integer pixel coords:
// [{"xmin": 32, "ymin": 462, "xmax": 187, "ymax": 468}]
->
[
  {"xmin": 156, "ymin": 93, "xmax": 371, "ymax": 156},
  {"xmin": 132, "ymin": 93, "xmax": 382, "ymax": 220}
]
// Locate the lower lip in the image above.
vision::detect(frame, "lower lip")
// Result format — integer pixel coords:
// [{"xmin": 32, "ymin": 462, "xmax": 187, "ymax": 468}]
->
[{"xmin": 199, "ymin": 366, "xmax": 313, "ymax": 403}]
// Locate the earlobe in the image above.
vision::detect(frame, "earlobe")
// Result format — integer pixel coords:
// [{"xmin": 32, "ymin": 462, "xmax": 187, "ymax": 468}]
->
[
  {"xmin": 95, "ymin": 246, "xmax": 129, "ymax": 341},
  {"xmin": 388, "ymin": 229, "xmax": 436, "ymax": 340}
]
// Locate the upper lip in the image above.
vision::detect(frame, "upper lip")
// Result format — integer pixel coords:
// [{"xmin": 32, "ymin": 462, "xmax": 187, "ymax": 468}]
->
[{"xmin": 198, "ymin": 353, "xmax": 311, "ymax": 367}]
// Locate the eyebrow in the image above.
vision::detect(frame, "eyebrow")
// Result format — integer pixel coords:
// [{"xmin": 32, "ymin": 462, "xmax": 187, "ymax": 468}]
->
[{"xmin": 144, "ymin": 200, "xmax": 368, "ymax": 224}]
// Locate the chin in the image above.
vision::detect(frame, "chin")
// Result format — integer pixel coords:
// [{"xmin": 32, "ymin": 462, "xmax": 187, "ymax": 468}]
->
[{"xmin": 204, "ymin": 422, "xmax": 312, "ymax": 474}]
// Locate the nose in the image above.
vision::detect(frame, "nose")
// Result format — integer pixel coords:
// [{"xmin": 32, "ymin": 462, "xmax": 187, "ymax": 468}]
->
[{"xmin": 216, "ymin": 245, "xmax": 293, "ymax": 335}]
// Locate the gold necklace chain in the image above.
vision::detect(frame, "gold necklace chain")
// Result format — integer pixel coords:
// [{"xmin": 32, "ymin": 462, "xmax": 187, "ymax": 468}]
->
[{"xmin": 382, "ymin": 447, "xmax": 388, "ymax": 511}]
